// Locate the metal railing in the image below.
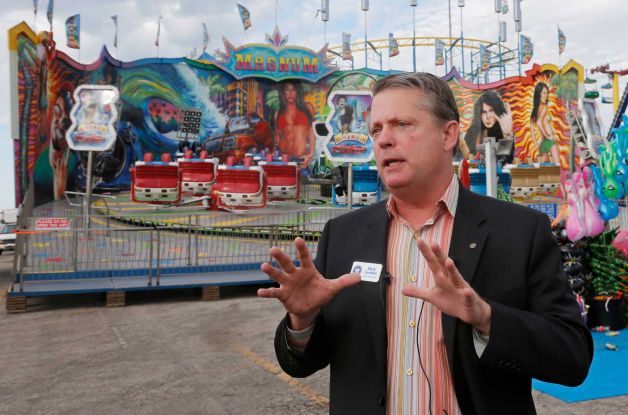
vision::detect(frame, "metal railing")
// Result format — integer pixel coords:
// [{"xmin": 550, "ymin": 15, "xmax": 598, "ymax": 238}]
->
[{"xmin": 14, "ymin": 207, "xmax": 349, "ymax": 292}]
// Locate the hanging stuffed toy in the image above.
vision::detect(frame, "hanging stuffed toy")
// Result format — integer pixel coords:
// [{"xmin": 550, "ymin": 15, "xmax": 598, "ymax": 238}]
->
[
  {"xmin": 598, "ymin": 139, "xmax": 624, "ymax": 200},
  {"xmin": 590, "ymin": 165, "xmax": 619, "ymax": 221},
  {"xmin": 565, "ymin": 175, "xmax": 587, "ymax": 241},
  {"xmin": 612, "ymin": 115, "xmax": 628, "ymax": 194},
  {"xmin": 576, "ymin": 171, "xmax": 605, "ymax": 237},
  {"xmin": 564, "ymin": 170, "xmax": 605, "ymax": 241}
]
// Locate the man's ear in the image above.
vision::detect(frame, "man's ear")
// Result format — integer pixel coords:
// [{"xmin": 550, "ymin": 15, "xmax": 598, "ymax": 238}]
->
[{"xmin": 442, "ymin": 121, "xmax": 459, "ymax": 152}]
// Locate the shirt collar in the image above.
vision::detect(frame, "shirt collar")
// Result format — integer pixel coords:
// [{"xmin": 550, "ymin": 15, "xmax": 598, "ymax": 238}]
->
[{"xmin": 386, "ymin": 174, "xmax": 459, "ymax": 221}]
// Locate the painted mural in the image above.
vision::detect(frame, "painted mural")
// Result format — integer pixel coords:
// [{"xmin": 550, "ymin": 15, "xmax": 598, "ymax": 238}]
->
[
  {"xmin": 449, "ymin": 62, "xmax": 582, "ymax": 167},
  {"xmin": 8, "ymin": 22, "xmax": 583, "ymax": 207}
]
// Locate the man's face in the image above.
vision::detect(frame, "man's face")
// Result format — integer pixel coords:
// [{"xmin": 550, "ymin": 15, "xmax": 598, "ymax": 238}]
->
[
  {"xmin": 51, "ymin": 96, "xmax": 70, "ymax": 149},
  {"xmin": 369, "ymin": 88, "xmax": 456, "ymax": 194}
]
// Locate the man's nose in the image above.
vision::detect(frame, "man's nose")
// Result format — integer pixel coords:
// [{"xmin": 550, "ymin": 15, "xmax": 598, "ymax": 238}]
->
[{"xmin": 376, "ymin": 126, "xmax": 393, "ymax": 147}]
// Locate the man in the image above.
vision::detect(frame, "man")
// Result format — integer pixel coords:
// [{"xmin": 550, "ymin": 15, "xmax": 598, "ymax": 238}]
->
[
  {"xmin": 49, "ymin": 88, "xmax": 74, "ymax": 200},
  {"xmin": 331, "ymin": 95, "xmax": 347, "ymax": 132},
  {"xmin": 258, "ymin": 73, "xmax": 592, "ymax": 414}
]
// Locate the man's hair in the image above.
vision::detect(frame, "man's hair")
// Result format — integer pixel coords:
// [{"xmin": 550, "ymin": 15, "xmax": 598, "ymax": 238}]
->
[
  {"xmin": 372, "ymin": 73, "xmax": 459, "ymax": 155},
  {"xmin": 372, "ymin": 72, "xmax": 460, "ymax": 125}
]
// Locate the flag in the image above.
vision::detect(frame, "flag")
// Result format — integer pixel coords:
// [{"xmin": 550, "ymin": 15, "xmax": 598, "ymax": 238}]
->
[
  {"xmin": 501, "ymin": 0, "xmax": 509, "ymax": 14},
  {"xmin": 111, "ymin": 15, "xmax": 118, "ymax": 48},
  {"xmin": 46, "ymin": 0, "xmax": 53, "ymax": 28},
  {"xmin": 202, "ymin": 23, "xmax": 209, "ymax": 53},
  {"xmin": 65, "ymin": 14, "xmax": 80, "ymax": 49},
  {"xmin": 520, "ymin": 34, "xmax": 534, "ymax": 64},
  {"xmin": 388, "ymin": 33, "xmax": 399, "ymax": 58},
  {"xmin": 342, "ymin": 32, "xmax": 352, "ymax": 61},
  {"xmin": 558, "ymin": 27, "xmax": 566, "ymax": 55},
  {"xmin": 155, "ymin": 15, "xmax": 162, "ymax": 47},
  {"xmin": 479, "ymin": 44, "xmax": 490, "ymax": 72},
  {"xmin": 435, "ymin": 39, "xmax": 445, "ymax": 66},
  {"xmin": 236, "ymin": 3, "xmax": 251, "ymax": 30}
]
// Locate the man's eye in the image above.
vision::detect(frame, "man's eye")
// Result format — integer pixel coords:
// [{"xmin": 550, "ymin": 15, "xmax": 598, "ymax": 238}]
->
[{"xmin": 370, "ymin": 128, "xmax": 381, "ymax": 137}]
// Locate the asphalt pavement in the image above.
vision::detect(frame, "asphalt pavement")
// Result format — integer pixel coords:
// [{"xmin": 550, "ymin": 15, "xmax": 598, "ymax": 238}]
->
[{"xmin": 0, "ymin": 253, "xmax": 626, "ymax": 415}]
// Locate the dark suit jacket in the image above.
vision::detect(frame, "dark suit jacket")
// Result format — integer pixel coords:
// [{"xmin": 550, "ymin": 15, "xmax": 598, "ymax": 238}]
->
[{"xmin": 275, "ymin": 186, "xmax": 593, "ymax": 414}]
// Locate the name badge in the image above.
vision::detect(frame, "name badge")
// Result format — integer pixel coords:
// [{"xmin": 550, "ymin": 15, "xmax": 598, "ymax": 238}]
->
[{"xmin": 351, "ymin": 261, "xmax": 383, "ymax": 283}]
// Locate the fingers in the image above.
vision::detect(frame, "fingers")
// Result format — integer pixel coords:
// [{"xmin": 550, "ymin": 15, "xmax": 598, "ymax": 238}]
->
[
  {"xmin": 418, "ymin": 239, "xmax": 467, "ymax": 289},
  {"xmin": 294, "ymin": 237, "xmax": 314, "ymax": 268},
  {"xmin": 331, "ymin": 273, "xmax": 361, "ymax": 293},
  {"xmin": 445, "ymin": 257, "xmax": 466, "ymax": 288},
  {"xmin": 402, "ymin": 284, "xmax": 431, "ymax": 301},
  {"xmin": 430, "ymin": 241, "xmax": 449, "ymax": 266},
  {"xmin": 257, "ymin": 286, "xmax": 282, "ymax": 299},
  {"xmin": 498, "ymin": 114, "xmax": 511, "ymax": 129},
  {"xmin": 269, "ymin": 246, "xmax": 297, "ymax": 274},
  {"xmin": 268, "ymin": 238, "xmax": 314, "ymax": 274},
  {"xmin": 499, "ymin": 114, "xmax": 513, "ymax": 134},
  {"xmin": 260, "ymin": 262, "xmax": 286, "ymax": 284},
  {"xmin": 417, "ymin": 239, "xmax": 445, "ymax": 276}
]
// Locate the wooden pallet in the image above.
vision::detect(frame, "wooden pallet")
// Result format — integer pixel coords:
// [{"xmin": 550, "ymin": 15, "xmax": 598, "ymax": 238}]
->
[
  {"xmin": 106, "ymin": 291, "xmax": 126, "ymax": 307},
  {"xmin": 201, "ymin": 286, "xmax": 221, "ymax": 301},
  {"xmin": 6, "ymin": 286, "xmax": 224, "ymax": 313},
  {"xmin": 6, "ymin": 296, "xmax": 27, "ymax": 314}
]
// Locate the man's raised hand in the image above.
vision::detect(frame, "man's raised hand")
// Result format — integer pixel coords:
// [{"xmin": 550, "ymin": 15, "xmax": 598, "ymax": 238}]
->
[
  {"xmin": 402, "ymin": 239, "xmax": 491, "ymax": 334},
  {"xmin": 257, "ymin": 237, "xmax": 361, "ymax": 330}
]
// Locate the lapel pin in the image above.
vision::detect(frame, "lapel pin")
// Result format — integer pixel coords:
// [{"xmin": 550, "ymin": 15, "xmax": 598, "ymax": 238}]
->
[{"xmin": 469, "ymin": 242, "xmax": 477, "ymax": 249}]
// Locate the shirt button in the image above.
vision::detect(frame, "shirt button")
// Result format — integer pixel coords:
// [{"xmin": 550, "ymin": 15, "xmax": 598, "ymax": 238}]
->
[
  {"xmin": 410, "ymin": 274, "xmax": 417, "ymax": 282},
  {"xmin": 413, "ymin": 231, "xmax": 421, "ymax": 239},
  {"xmin": 409, "ymin": 320, "xmax": 416, "ymax": 327},
  {"xmin": 407, "ymin": 368, "xmax": 413, "ymax": 376}
]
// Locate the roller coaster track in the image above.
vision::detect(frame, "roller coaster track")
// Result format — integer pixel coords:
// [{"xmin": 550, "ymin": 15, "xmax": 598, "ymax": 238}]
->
[
  {"xmin": 328, "ymin": 36, "xmax": 516, "ymax": 63},
  {"xmin": 328, "ymin": 35, "xmax": 517, "ymax": 83}
]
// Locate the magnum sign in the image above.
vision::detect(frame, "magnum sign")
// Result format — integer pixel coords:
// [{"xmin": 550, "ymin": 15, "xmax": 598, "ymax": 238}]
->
[{"xmin": 213, "ymin": 35, "xmax": 335, "ymax": 82}]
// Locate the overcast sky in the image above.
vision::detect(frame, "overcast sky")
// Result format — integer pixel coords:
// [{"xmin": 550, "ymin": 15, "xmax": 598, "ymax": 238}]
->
[{"xmin": 1, "ymin": 0, "xmax": 627, "ymax": 209}]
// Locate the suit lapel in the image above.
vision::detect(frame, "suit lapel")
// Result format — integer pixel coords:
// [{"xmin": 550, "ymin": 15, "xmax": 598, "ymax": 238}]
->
[
  {"xmin": 360, "ymin": 203, "xmax": 390, "ymax": 377},
  {"xmin": 443, "ymin": 187, "xmax": 488, "ymax": 367}
]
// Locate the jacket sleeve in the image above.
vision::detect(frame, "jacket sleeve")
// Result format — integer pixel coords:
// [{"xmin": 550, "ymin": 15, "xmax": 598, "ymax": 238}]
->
[
  {"xmin": 478, "ymin": 213, "xmax": 593, "ymax": 386},
  {"xmin": 274, "ymin": 221, "xmax": 333, "ymax": 378}
]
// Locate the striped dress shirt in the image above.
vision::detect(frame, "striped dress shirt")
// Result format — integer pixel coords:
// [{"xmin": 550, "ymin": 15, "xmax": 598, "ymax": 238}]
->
[{"xmin": 385, "ymin": 175, "xmax": 461, "ymax": 415}]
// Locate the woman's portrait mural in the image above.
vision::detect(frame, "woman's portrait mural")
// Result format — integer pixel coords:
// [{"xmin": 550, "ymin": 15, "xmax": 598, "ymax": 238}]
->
[{"xmin": 451, "ymin": 62, "xmax": 581, "ymax": 168}]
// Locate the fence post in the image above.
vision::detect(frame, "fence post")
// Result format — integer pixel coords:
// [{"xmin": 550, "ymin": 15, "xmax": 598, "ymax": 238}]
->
[
  {"xmin": 18, "ymin": 233, "xmax": 26, "ymax": 292},
  {"xmin": 156, "ymin": 229, "xmax": 161, "ymax": 287},
  {"xmin": 72, "ymin": 218, "xmax": 78, "ymax": 271},
  {"xmin": 195, "ymin": 215, "xmax": 200, "ymax": 266},
  {"xmin": 187, "ymin": 214, "xmax": 192, "ymax": 266},
  {"xmin": 269, "ymin": 226, "xmax": 276, "ymax": 266},
  {"xmin": 148, "ymin": 229, "xmax": 153, "ymax": 287}
]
